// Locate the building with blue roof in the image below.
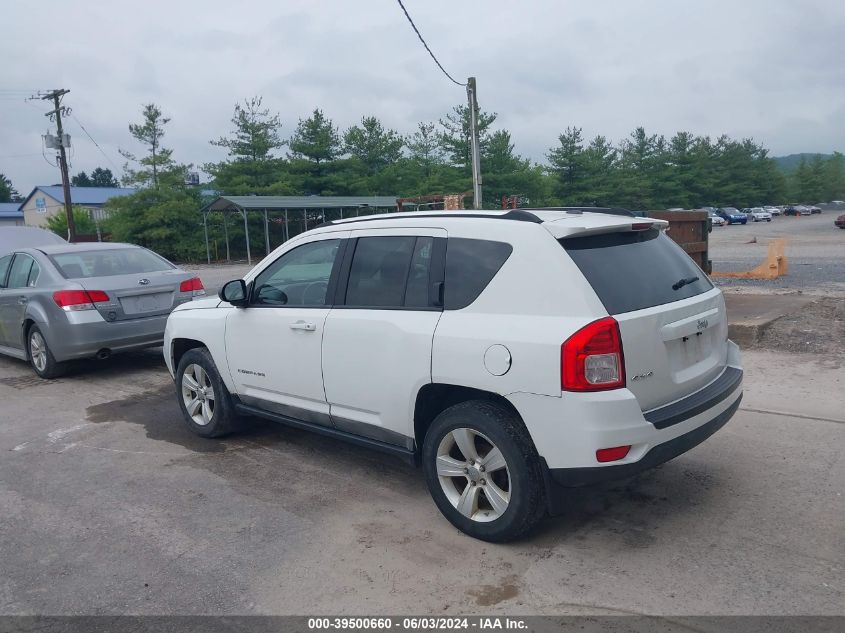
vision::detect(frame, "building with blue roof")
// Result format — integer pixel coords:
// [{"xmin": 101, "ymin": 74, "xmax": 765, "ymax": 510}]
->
[
  {"xmin": 19, "ymin": 185, "xmax": 135, "ymax": 228},
  {"xmin": 0, "ymin": 202, "xmax": 25, "ymax": 227}
]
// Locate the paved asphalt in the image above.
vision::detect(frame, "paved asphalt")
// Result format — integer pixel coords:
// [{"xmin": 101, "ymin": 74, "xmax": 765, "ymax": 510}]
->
[{"xmin": 0, "ymin": 347, "xmax": 841, "ymax": 616}]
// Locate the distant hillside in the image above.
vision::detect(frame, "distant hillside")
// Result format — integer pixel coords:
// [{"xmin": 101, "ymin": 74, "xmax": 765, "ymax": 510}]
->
[{"xmin": 772, "ymin": 153, "xmax": 835, "ymax": 173}]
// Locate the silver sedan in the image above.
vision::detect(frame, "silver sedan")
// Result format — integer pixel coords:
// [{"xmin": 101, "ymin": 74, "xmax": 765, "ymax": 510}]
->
[{"xmin": 0, "ymin": 242, "xmax": 204, "ymax": 378}]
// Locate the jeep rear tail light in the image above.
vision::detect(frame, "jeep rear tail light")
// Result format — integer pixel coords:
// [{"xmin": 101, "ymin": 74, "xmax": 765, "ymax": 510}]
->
[
  {"xmin": 179, "ymin": 277, "xmax": 206, "ymax": 296},
  {"xmin": 561, "ymin": 317, "xmax": 626, "ymax": 391},
  {"xmin": 53, "ymin": 289, "xmax": 109, "ymax": 311}
]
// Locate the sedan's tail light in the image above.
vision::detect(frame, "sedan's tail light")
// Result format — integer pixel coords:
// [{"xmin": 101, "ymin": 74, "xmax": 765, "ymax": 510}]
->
[
  {"xmin": 179, "ymin": 277, "xmax": 206, "ymax": 296},
  {"xmin": 53, "ymin": 289, "xmax": 109, "ymax": 311},
  {"xmin": 562, "ymin": 317, "xmax": 626, "ymax": 391}
]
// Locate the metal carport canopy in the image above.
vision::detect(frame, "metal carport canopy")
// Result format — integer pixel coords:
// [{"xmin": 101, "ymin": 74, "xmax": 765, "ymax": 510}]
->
[{"xmin": 200, "ymin": 195, "xmax": 399, "ymax": 264}]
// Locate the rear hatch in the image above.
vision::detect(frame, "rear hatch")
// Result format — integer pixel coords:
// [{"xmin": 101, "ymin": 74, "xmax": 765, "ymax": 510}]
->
[{"xmin": 555, "ymin": 221, "xmax": 728, "ymax": 412}]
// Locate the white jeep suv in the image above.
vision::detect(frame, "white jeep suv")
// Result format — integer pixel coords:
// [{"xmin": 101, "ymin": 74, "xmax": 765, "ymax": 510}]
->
[{"xmin": 164, "ymin": 208, "xmax": 743, "ymax": 542}]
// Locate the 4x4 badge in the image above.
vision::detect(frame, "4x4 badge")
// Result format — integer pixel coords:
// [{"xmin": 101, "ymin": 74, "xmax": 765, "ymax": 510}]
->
[
  {"xmin": 632, "ymin": 371, "xmax": 654, "ymax": 381},
  {"xmin": 697, "ymin": 319, "xmax": 709, "ymax": 330}
]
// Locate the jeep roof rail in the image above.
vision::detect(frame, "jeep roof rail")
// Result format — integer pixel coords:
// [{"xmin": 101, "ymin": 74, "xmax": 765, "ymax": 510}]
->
[
  {"xmin": 318, "ymin": 208, "xmax": 543, "ymax": 227},
  {"xmin": 522, "ymin": 206, "xmax": 638, "ymax": 218}
]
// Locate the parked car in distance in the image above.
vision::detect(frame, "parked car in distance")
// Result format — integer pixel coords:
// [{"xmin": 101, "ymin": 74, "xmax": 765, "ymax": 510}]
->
[
  {"xmin": 716, "ymin": 207, "xmax": 748, "ymax": 224},
  {"xmin": 0, "ymin": 226, "xmax": 66, "ymax": 255},
  {"xmin": 0, "ymin": 242, "xmax": 205, "ymax": 378},
  {"xmin": 164, "ymin": 208, "xmax": 743, "ymax": 542},
  {"xmin": 835, "ymin": 214, "xmax": 845, "ymax": 229},
  {"xmin": 708, "ymin": 211, "xmax": 726, "ymax": 226},
  {"xmin": 785, "ymin": 205, "xmax": 812, "ymax": 216},
  {"xmin": 807, "ymin": 205, "xmax": 822, "ymax": 214},
  {"xmin": 763, "ymin": 206, "xmax": 781, "ymax": 216},
  {"xmin": 742, "ymin": 207, "xmax": 772, "ymax": 222}
]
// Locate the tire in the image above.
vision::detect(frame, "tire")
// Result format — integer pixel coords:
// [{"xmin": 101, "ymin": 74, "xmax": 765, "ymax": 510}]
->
[
  {"xmin": 422, "ymin": 400, "xmax": 546, "ymax": 542},
  {"xmin": 175, "ymin": 348, "xmax": 241, "ymax": 438},
  {"xmin": 27, "ymin": 325, "xmax": 66, "ymax": 379}
]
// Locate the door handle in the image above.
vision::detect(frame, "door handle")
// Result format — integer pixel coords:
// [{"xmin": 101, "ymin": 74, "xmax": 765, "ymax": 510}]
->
[
  {"xmin": 17, "ymin": 297, "xmax": 27, "ymax": 305},
  {"xmin": 289, "ymin": 321, "xmax": 316, "ymax": 331}
]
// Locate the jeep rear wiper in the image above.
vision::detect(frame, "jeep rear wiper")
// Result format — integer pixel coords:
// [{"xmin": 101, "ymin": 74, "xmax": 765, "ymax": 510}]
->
[{"xmin": 672, "ymin": 276, "xmax": 699, "ymax": 291}]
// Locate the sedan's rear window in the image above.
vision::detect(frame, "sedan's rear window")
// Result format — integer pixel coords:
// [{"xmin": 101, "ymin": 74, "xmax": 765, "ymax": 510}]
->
[
  {"xmin": 51, "ymin": 248, "xmax": 174, "ymax": 279},
  {"xmin": 561, "ymin": 229, "xmax": 713, "ymax": 314}
]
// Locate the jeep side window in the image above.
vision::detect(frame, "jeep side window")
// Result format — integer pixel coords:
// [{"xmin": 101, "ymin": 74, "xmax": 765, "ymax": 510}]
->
[
  {"xmin": 345, "ymin": 236, "xmax": 416, "ymax": 308},
  {"xmin": 444, "ymin": 238, "xmax": 513, "ymax": 310},
  {"xmin": 251, "ymin": 239, "xmax": 340, "ymax": 307}
]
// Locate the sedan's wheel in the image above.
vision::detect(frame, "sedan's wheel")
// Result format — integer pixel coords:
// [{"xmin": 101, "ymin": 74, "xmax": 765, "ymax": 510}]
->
[
  {"xmin": 422, "ymin": 400, "xmax": 546, "ymax": 542},
  {"xmin": 175, "ymin": 348, "xmax": 240, "ymax": 438},
  {"xmin": 27, "ymin": 325, "xmax": 65, "ymax": 379}
]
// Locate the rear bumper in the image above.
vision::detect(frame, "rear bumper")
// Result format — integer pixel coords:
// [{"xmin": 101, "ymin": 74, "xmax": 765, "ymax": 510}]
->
[
  {"xmin": 538, "ymin": 366, "xmax": 742, "ymax": 515},
  {"xmin": 544, "ymin": 393, "xmax": 740, "ymax": 489},
  {"xmin": 46, "ymin": 313, "xmax": 168, "ymax": 361}
]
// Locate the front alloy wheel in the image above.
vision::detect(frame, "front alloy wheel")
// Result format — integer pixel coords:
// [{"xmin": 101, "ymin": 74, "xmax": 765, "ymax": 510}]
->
[
  {"xmin": 181, "ymin": 363, "xmax": 216, "ymax": 426},
  {"xmin": 175, "ymin": 348, "xmax": 240, "ymax": 438}
]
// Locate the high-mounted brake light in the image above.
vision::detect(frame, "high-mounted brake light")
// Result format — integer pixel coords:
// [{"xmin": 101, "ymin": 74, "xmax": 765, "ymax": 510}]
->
[
  {"xmin": 561, "ymin": 317, "xmax": 625, "ymax": 391},
  {"xmin": 179, "ymin": 277, "xmax": 206, "ymax": 296},
  {"xmin": 631, "ymin": 222, "xmax": 652, "ymax": 231},
  {"xmin": 53, "ymin": 289, "xmax": 109, "ymax": 311}
]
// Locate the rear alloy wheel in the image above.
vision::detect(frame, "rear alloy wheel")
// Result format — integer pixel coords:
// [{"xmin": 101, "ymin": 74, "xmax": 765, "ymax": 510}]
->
[
  {"xmin": 176, "ymin": 348, "xmax": 240, "ymax": 438},
  {"xmin": 28, "ymin": 325, "xmax": 66, "ymax": 379},
  {"xmin": 422, "ymin": 400, "xmax": 546, "ymax": 542},
  {"xmin": 436, "ymin": 427, "xmax": 512, "ymax": 522}
]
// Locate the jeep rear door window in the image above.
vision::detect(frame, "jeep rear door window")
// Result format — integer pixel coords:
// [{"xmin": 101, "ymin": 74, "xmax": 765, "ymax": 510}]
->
[
  {"xmin": 561, "ymin": 229, "xmax": 713, "ymax": 314},
  {"xmin": 444, "ymin": 238, "xmax": 512, "ymax": 310},
  {"xmin": 345, "ymin": 236, "xmax": 416, "ymax": 308}
]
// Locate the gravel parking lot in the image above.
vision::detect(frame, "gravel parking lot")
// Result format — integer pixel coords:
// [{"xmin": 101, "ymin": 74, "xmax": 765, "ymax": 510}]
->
[
  {"xmin": 709, "ymin": 212, "xmax": 845, "ymax": 295},
  {"xmin": 0, "ymin": 344, "xmax": 842, "ymax": 616}
]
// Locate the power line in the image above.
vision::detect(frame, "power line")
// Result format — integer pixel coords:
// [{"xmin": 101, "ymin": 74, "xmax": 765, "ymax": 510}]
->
[
  {"xmin": 70, "ymin": 113, "xmax": 121, "ymax": 171},
  {"xmin": 394, "ymin": 0, "xmax": 466, "ymax": 87}
]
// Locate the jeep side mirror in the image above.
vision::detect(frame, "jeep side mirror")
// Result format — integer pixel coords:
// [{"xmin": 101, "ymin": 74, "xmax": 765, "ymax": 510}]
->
[{"xmin": 219, "ymin": 279, "xmax": 248, "ymax": 307}]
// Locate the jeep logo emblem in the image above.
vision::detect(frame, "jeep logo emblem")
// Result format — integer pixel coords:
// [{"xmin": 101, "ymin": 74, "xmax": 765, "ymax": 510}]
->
[
  {"xmin": 697, "ymin": 319, "xmax": 708, "ymax": 330},
  {"xmin": 138, "ymin": 278, "xmax": 151, "ymax": 285}
]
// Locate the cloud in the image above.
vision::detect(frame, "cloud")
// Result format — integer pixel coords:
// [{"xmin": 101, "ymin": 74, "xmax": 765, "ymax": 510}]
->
[{"xmin": 1, "ymin": 0, "xmax": 843, "ymax": 192}]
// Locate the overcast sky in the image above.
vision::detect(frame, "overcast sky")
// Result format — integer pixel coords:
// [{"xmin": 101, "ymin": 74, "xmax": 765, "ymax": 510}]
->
[{"xmin": 2, "ymin": 0, "xmax": 843, "ymax": 194}]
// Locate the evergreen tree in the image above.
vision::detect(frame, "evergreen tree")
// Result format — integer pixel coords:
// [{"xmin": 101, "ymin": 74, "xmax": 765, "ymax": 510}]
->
[
  {"xmin": 343, "ymin": 116, "xmax": 404, "ymax": 171},
  {"xmin": 438, "ymin": 104, "xmax": 496, "ymax": 173},
  {"xmin": 0, "ymin": 173, "xmax": 20, "ymax": 202},
  {"xmin": 546, "ymin": 127, "xmax": 588, "ymax": 204},
  {"xmin": 71, "ymin": 171, "xmax": 93, "ymax": 187},
  {"xmin": 210, "ymin": 96, "xmax": 284, "ymax": 162},
  {"xmin": 90, "ymin": 167, "xmax": 120, "ymax": 187},
  {"xmin": 119, "ymin": 104, "xmax": 184, "ymax": 188},
  {"xmin": 288, "ymin": 108, "xmax": 341, "ymax": 164},
  {"xmin": 205, "ymin": 96, "xmax": 287, "ymax": 195}
]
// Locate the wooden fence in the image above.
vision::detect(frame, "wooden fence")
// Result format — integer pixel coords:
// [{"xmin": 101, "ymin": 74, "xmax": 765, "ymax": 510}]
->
[{"xmin": 647, "ymin": 210, "xmax": 711, "ymax": 273}]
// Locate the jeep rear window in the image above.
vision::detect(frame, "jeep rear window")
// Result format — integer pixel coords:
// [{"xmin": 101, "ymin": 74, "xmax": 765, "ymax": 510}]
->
[
  {"xmin": 561, "ymin": 229, "xmax": 713, "ymax": 314},
  {"xmin": 445, "ymin": 238, "xmax": 512, "ymax": 310}
]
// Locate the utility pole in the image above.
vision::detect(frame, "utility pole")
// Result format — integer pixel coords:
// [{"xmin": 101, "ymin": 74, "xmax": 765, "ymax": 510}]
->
[
  {"xmin": 466, "ymin": 77, "xmax": 483, "ymax": 210},
  {"xmin": 41, "ymin": 89, "xmax": 76, "ymax": 242}
]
